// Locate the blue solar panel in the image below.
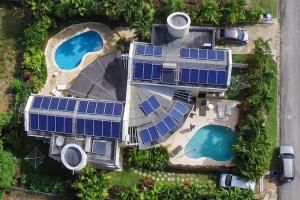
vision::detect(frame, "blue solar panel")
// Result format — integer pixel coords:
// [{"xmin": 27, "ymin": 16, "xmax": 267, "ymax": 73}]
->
[
  {"xmin": 161, "ymin": 69, "xmax": 175, "ymax": 84},
  {"xmin": 152, "ymin": 64, "xmax": 161, "ymax": 79},
  {"xmin": 49, "ymin": 98, "xmax": 59, "ymax": 110},
  {"xmin": 163, "ymin": 116, "xmax": 176, "ymax": 130},
  {"xmin": 96, "ymin": 102, "xmax": 105, "ymax": 114},
  {"xmin": 38, "ymin": 114, "xmax": 47, "ymax": 131},
  {"xmin": 190, "ymin": 48, "xmax": 198, "ymax": 58},
  {"xmin": 181, "ymin": 48, "xmax": 189, "ymax": 58},
  {"xmin": 111, "ymin": 121, "xmax": 121, "ymax": 138},
  {"xmin": 41, "ymin": 97, "xmax": 51, "ymax": 109},
  {"xmin": 102, "ymin": 121, "xmax": 111, "ymax": 137},
  {"xmin": 148, "ymin": 96, "xmax": 160, "ymax": 111},
  {"xmin": 143, "ymin": 63, "xmax": 152, "ymax": 80},
  {"xmin": 55, "ymin": 116, "xmax": 64, "ymax": 133},
  {"xmin": 140, "ymin": 129, "xmax": 151, "ymax": 144},
  {"xmin": 104, "ymin": 103, "xmax": 114, "ymax": 115},
  {"xmin": 208, "ymin": 70, "xmax": 217, "ymax": 84},
  {"xmin": 189, "ymin": 69, "xmax": 199, "ymax": 84},
  {"xmin": 153, "ymin": 46, "xmax": 163, "ymax": 56},
  {"xmin": 32, "ymin": 96, "xmax": 43, "ymax": 109},
  {"xmin": 198, "ymin": 49, "xmax": 208, "ymax": 59},
  {"xmin": 217, "ymin": 51, "xmax": 225, "ymax": 60},
  {"xmin": 170, "ymin": 109, "xmax": 184, "ymax": 123},
  {"xmin": 217, "ymin": 71, "xmax": 227, "ymax": 85},
  {"xmin": 174, "ymin": 101, "xmax": 189, "ymax": 114},
  {"xmin": 180, "ymin": 68, "xmax": 190, "ymax": 83},
  {"xmin": 140, "ymin": 100, "xmax": 153, "ymax": 115},
  {"xmin": 156, "ymin": 120, "xmax": 169, "ymax": 135},
  {"xmin": 66, "ymin": 99, "xmax": 76, "ymax": 112},
  {"xmin": 65, "ymin": 118, "xmax": 72, "ymax": 134},
  {"xmin": 58, "ymin": 99, "xmax": 68, "ymax": 111},
  {"xmin": 134, "ymin": 62, "xmax": 144, "ymax": 79},
  {"xmin": 199, "ymin": 70, "xmax": 208, "ymax": 84},
  {"xmin": 85, "ymin": 119, "xmax": 94, "ymax": 136},
  {"xmin": 48, "ymin": 116, "xmax": 56, "ymax": 132},
  {"xmin": 78, "ymin": 101, "xmax": 88, "ymax": 113},
  {"xmin": 87, "ymin": 101, "xmax": 97, "ymax": 114},
  {"xmin": 145, "ymin": 45, "xmax": 154, "ymax": 55},
  {"xmin": 148, "ymin": 126, "xmax": 159, "ymax": 141},
  {"xmin": 30, "ymin": 114, "xmax": 39, "ymax": 130},
  {"xmin": 94, "ymin": 120, "xmax": 103, "ymax": 136},
  {"xmin": 136, "ymin": 45, "xmax": 145, "ymax": 55},
  {"xmin": 113, "ymin": 103, "xmax": 123, "ymax": 116},
  {"xmin": 76, "ymin": 119, "xmax": 85, "ymax": 135},
  {"xmin": 208, "ymin": 50, "xmax": 217, "ymax": 60}
]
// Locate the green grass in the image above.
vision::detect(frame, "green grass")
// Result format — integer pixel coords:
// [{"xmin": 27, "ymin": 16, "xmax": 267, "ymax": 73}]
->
[
  {"xmin": 248, "ymin": 0, "xmax": 278, "ymax": 17},
  {"xmin": 231, "ymin": 54, "xmax": 278, "ymax": 170},
  {"xmin": 105, "ymin": 169, "xmax": 143, "ymax": 186}
]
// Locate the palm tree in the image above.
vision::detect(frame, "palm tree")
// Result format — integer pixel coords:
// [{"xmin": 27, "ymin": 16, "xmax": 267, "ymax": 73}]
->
[
  {"xmin": 221, "ymin": 0, "xmax": 246, "ymax": 24},
  {"xmin": 119, "ymin": 0, "xmax": 137, "ymax": 23},
  {"xmin": 239, "ymin": 115, "xmax": 265, "ymax": 140},
  {"xmin": 246, "ymin": 90, "xmax": 273, "ymax": 114},
  {"xmin": 163, "ymin": 0, "xmax": 184, "ymax": 16},
  {"xmin": 200, "ymin": 0, "xmax": 220, "ymax": 25},
  {"xmin": 102, "ymin": 0, "xmax": 122, "ymax": 19},
  {"xmin": 249, "ymin": 65, "xmax": 275, "ymax": 91}
]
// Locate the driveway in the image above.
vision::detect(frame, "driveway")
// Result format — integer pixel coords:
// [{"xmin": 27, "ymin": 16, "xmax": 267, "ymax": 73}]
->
[{"xmin": 279, "ymin": 0, "xmax": 300, "ymax": 200}]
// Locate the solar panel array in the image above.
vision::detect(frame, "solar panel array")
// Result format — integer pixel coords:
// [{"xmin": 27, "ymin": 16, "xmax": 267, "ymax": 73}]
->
[
  {"xmin": 180, "ymin": 48, "xmax": 225, "ymax": 61},
  {"xmin": 30, "ymin": 113, "xmax": 73, "ymax": 134},
  {"xmin": 135, "ymin": 44, "xmax": 163, "ymax": 57},
  {"xmin": 76, "ymin": 119, "xmax": 121, "ymax": 139},
  {"xmin": 140, "ymin": 96, "xmax": 160, "ymax": 116},
  {"xmin": 180, "ymin": 68, "xmax": 227, "ymax": 86},
  {"xmin": 133, "ymin": 62, "xmax": 162, "ymax": 80},
  {"xmin": 139, "ymin": 101, "xmax": 190, "ymax": 144},
  {"xmin": 77, "ymin": 100, "xmax": 123, "ymax": 116},
  {"xmin": 32, "ymin": 96, "xmax": 76, "ymax": 112}
]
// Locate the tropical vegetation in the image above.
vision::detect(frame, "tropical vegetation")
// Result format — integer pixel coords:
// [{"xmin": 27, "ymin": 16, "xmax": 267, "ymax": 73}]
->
[
  {"xmin": 0, "ymin": 140, "xmax": 16, "ymax": 189},
  {"xmin": 126, "ymin": 146, "xmax": 169, "ymax": 171},
  {"xmin": 233, "ymin": 38, "xmax": 275, "ymax": 180}
]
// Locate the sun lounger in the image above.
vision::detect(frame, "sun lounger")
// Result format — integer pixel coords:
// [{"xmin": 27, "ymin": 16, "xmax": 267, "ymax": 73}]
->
[
  {"xmin": 169, "ymin": 145, "xmax": 183, "ymax": 157},
  {"xmin": 217, "ymin": 102, "xmax": 226, "ymax": 119},
  {"xmin": 56, "ymin": 84, "xmax": 71, "ymax": 91},
  {"xmin": 51, "ymin": 88, "xmax": 64, "ymax": 97},
  {"xmin": 226, "ymin": 102, "xmax": 234, "ymax": 116}
]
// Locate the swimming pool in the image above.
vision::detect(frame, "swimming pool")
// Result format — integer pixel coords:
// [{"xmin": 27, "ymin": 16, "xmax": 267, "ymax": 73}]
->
[
  {"xmin": 55, "ymin": 31, "xmax": 103, "ymax": 70},
  {"xmin": 184, "ymin": 125, "xmax": 236, "ymax": 161}
]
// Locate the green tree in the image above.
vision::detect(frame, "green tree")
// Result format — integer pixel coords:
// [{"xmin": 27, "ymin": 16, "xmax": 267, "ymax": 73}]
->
[
  {"xmin": 163, "ymin": 0, "xmax": 185, "ymax": 16},
  {"xmin": 247, "ymin": 90, "xmax": 274, "ymax": 114},
  {"xmin": 249, "ymin": 65, "xmax": 275, "ymax": 91},
  {"xmin": 26, "ymin": 0, "xmax": 54, "ymax": 18},
  {"xmin": 0, "ymin": 140, "xmax": 16, "ymax": 189},
  {"xmin": 200, "ymin": 0, "xmax": 220, "ymax": 25},
  {"xmin": 119, "ymin": 0, "xmax": 137, "ymax": 23},
  {"xmin": 101, "ymin": 0, "xmax": 122, "ymax": 19},
  {"xmin": 222, "ymin": 0, "xmax": 247, "ymax": 24},
  {"xmin": 73, "ymin": 167, "xmax": 109, "ymax": 200}
]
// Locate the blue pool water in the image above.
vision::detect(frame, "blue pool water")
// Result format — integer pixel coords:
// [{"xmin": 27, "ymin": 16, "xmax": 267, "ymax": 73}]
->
[
  {"xmin": 55, "ymin": 31, "xmax": 103, "ymax": 70},
  {"xmin": 185, "ymin": 125, "xmax": 236, "ymax": 161}
]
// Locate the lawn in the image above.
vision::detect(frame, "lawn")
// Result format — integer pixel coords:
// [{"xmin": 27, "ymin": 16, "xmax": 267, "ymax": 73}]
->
[
  {"xmin": 248, "ymin": 0, "xmax": 278, "ymax": 17},
  {"xmin": 231, "ymin": 54, "xmax": 278, "ymax": 170}
]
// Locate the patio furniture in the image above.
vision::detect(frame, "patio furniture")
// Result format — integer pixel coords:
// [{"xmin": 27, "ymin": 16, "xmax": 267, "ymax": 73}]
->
[
  {"xmin": 51, "ymin": 88, "xmax": 64, "ymax": 97},
  {"xmin": 217, "ymin": 102, "xmax": 226, "ymax": 119},
  {"xmin": 226, "ymin": 101, "xmax": 234, "ymax": 116},
  {"xmin": 199, "ymin": 99, "xmax": 207, "ymax": 116},
  {"xmin": 169, "ymin": 145, "xmax": 183, "ymax": 157},
  {"xmin": 56, "ymin": 84, "xmax": 71, "ymax": 91},
  {"xmin": 208, "ymin": 104, "xmax": 214, "ymax": 110}
]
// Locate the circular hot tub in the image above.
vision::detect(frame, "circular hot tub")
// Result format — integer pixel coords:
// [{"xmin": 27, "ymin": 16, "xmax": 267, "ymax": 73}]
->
[
  {"xmin": 61, "ymin": 144, "xmax": 87, "ymax": 171},
  {"xmin": 167, "ymin": 12, "xmax": 191, "ymax": 38}
]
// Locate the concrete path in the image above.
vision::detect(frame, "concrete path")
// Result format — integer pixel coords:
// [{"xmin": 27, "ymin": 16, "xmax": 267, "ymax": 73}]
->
[{"xmin": 279, "ymin": 0, "xmax": 300, "ymax": 200}]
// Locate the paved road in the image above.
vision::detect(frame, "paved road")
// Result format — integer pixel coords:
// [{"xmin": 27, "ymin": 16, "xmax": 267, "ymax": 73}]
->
[{"xmin": 279, "ymin": 1, "xmax": 300, "ymax": 199}]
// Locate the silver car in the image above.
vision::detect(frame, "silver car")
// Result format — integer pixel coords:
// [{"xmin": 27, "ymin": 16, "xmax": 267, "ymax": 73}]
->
[
  {"xmin": 219, "ymin": 173, "xmax": 255, "ymax": 191},
  {"xmin": 216, "ymin": 28, "xmax": 250, "ymax": 44},
  {"xmin": 279, "ymin": 146, "xmax": 295, "ymax": 183}
]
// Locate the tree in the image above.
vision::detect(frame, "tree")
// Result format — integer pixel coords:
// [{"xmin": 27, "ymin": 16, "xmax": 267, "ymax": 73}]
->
[
  {"xmin": 248, "ymin": 65, "xmax": 275, "ymax": 91},
  {"xmin": 26, "ymin": 0, "xmax": 54, "ymax": 18},
  {"xmin": 101, "ymin": 0, "xmax": 122, "ymax": 19},
  {"xmin": 72, "ymin": 167, "xmax": 109, "ymax": 200},
  {"xmin": 200, "ymin": 0, "xmax": 220, "ymax": 25},
  {"xmin": 119, "ymin": 0, "xmax": 137, "ymax": 23},
  {"xmin": 0, "ymin": 140, "xmax": 16, "ymax": 189},
  {"xmin": 246, "ymin": 90, "xmax": 273, "ymax": 114},
  {"xmin": 163, "ymin": 0, "xmax": 185, "ymax": 16},
  {"xmin": 222, "ymin": 0, "xmax": 247, "ymax": 24}
]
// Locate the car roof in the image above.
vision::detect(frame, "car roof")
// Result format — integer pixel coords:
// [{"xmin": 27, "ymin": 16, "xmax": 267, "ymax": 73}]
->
[
  {"xmin": 231, "ymin": 175, "xmax": 255, "ymax": 190},
  {"xmin": 282, "ymin": 157, "xmax": 295, "ymax": 178},
  {"xmin": 280, "ymin": 146, "xmax": 294, "ymax": 154},
  {"xmin": 223, "ymin": 29, "xmax": 239, "ymax": 38}
]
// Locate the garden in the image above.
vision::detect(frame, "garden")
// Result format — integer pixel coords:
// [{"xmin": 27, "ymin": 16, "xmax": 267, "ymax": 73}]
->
[{"xmin": 0, "ymin": 0, "xmax": 277, "ymax": 199}]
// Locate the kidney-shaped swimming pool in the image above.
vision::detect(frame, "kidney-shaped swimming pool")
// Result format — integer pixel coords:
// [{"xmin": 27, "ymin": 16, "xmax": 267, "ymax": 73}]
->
[
  {"xmin": 184, "ymin": 125, "xmax": 236, "ymax": 161},
  {"xmin": 55, "ymin": 31, "xmax": 103, "ymax": 70}
]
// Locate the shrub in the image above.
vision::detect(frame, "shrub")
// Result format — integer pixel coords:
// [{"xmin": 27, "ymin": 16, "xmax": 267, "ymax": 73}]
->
[
  {"xmin": 246, "ymin": 4, "xmax": 265, "ymax": 21},
  {"xmin": 0, "ymin": 140, "xmax": 16, "ymax": 189},
  {"xmin": 126, "ymin": 146, "xmax": 169, "ymax": 171}
]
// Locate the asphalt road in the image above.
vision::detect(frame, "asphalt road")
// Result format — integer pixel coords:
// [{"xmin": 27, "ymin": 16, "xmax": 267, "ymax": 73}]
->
[{"xmin": 279, "ymin": 0, "xmax": 300, "ymax": 199}]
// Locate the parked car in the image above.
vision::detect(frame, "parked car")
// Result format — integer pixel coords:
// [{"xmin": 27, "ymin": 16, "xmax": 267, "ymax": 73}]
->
[
  {"xmin": 279, "ymin": 146, "xmax": 295, "ymax": 183},
  {"xmin": 216, "ymin": 28, "xmax": 250, "ymax": 44},
  {"xmin": 219, "ymin": 173, "xmax": 255, "ymax": 191}
]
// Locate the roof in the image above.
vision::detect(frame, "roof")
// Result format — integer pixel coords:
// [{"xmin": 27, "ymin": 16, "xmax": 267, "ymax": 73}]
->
[{"xmin": 69, "ymin": 51, "xmax": 127, "ymax": 101}]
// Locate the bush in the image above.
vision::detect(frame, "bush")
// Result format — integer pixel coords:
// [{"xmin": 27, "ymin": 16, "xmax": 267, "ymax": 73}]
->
[
  {"xmin": 126, "ymin": 146, "xmax": 169, "ymax": 171},
  {"xmin": 0, "ymin": 140, "xmax": 16, "ymax": 189}
]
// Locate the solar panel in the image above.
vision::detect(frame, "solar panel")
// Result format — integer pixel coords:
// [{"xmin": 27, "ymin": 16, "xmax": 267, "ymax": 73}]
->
[
  {"xmin": 136, "ymin": 45, "xmax": 145, "ymax": 55},
  {"xmin": 217, "ymin": 51, "xmax": 225, "ymax": 60},
  {"xmin": 152, "ymin": 64, "xmax": 161, "ymax": 79},
  {"xmin": 145, "ymin": 45, "xmax": 154, "ymax": 55},
  {"xmin": 58, "ymin": 99, "xmax": 68, "ymax": 111},
  {"xmin": 180, "ymin": 68, "xmax": 190, "ymax": 83},
  {"xmin": 76, "ymin": 119, "xmax": 85, "ymax": 135},
  {"xmin": 208, "ymin": 70, "xmax": 217, "ymax": 84},
  {"xmin": 217, "ymin": 71, "xmax": 227, "ymax": 85},
  {"xmin": 143, "ymin": 63, "xmax": 152, "ymax": 80},
  {"xmin": 134, "ymin": 62, "xmax": 144, "ymax": 79},
  {"xmin": 180, "ymin": 48, "xmax": 189, "ymax": 58},
  {"xmin": 38, "ymin": 114, "xmax": 47, "ymax": 131},
  {"xmin": 111, "ymin": 121, "xmax": 121, "ymax": 138},
  {"xmin": 148, "ymin": 126, "xmax": 159, "ymax": 141},
  {"xmin": 180, "ymin": 48, "xmax": 225, "ymax": 61},
  {"xmin": 30, "ymin": 114, "xmax": 39, "ymax": 130},
  {"xmin": 174, "ymin": 101, "xmax": 189, "ymax": 114},
  {"xmin": 135, "ymin": 45, "xmax": 163, "ymax": 57},
  {"xmin": 133, "ymin": 62, "xmax": 162, "ymax": 81},
  {"xmin": 78, "ymin": 101, "xmax": 88, "ymax": 113},
  {"xmin": 208, "ymin": 50, "xmax": 217, "ymax": 60},
  {"xmin": 161, "ymin": 69, "xmax": 175, "ymax": 84},
  {"xmin": 66, "ymin": 99, "xmax": 76, "ymax": 112},
  {"xmin": 148, "ymin": 96, "xmax": 160, "ymax": 111},
  {"xmin": 199, "ymin": 70, "xmax": 208, "ymax": 84},
  {"xmin": 49, "ymin": 98, "xmax": 59, "ymax": 110},
  {"xmin": 41, "ymin": 97, "xmax": 51, "ymax": 109},
  {"xmin": 163, "ymin": 116, "xmax": 176, "ymax": 130},
  {"xmin": 85, "ymin": 119, "xmax": 94, "ymax": 136},
  {"xmin": 198, "ymin": 49, "xmax": 208, "ymax": 59},
  {"xmin": 189, "ymin": 69, "xmax": 199, "ymax": 84},
  {"xmin": 96, "ymin": 102, "xmax": 105, "ymax": 114},
  {"xmin": 56, "ymin": 116, "xmax": 64, "ymax": 133},
  {"xmin": 190, "ymin": 48, "xmax": 198, "ymax": 58},
  {"xmin": 140, "ymin": 100, "xmax": 153, "ymax": 115},
  {"xmin": 87, "ymin": 101, "xmax": 97, "ymax": 114},
  {"xmin": 153, "ymin": 46, "xmax": 163, "ymax": 56},
  {"xmin": 65, "ymin": 118, "xmax": 73, "ymax": 134},
  {"xmin": 113, "ymin": 103, "xmax": 123, "ymax": 116},
  {"xmin": 94, "ymin": 120, "xmax": 103, "ymax": 136},
  {"xmin": 139, "ymin": 129, "xmax": 151, "ymax": 144},
  {"xmin": 104, "ymin": 103, "xmax": 114, "ymax": 115},
  {"xmin": 48, "ymin": 115, "xmax": 56, "ymax": 132},
  {"xmin": 170, "ymin": 109, "xmax": 184, "ymax": 123},
  {"xmin": 102, "ymin": 121, "xmax": 111, "ymax": 137},
  {"xmin": 156, "ymin": 120, "xmax": 169, "ymax": 136},
  {"xmin": 32, "ymin": 96, "xmax": 43, "ymax": 109}
]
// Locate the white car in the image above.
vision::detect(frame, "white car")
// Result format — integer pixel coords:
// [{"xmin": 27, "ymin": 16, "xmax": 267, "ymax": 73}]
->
[{"xmin": 219, "ymin": 173, "xmax": 255, "ymax": 191}]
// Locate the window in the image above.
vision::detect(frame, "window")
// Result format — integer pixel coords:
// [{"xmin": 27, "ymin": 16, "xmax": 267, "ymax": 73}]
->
[{"xmin": 225, "ymin": 175, "xmax": 232, "ymax": 187}]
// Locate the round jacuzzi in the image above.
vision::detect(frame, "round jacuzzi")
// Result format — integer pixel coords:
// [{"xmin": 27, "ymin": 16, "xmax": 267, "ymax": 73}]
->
[
  {"xmin": 167, "ymin": 12, "xmax": 191, "ymax": 38},
  {"xmin": 61, "ymin": 143, "xmax": 87, "ymax": 171}
]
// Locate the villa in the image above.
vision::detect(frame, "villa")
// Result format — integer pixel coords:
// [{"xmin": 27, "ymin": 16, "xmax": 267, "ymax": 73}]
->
[{"xmin": 24, "ymin": 12, "xmax": 238, "ymax": 171}]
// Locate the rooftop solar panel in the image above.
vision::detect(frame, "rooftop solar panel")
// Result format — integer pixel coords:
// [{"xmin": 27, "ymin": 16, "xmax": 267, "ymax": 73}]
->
[
  {"xmin": 48, "ymin": 115, "xmax": 56, "ymax": 132},
  {"xmin": 152, "ymin": 64, "xmax": 161, "ymax": 79},
  {"xmin": 30, "ymin": 113, "xmax": 39, "ymax": 130},
  {"xmin": 49, "ymin": 98, "xmax": 59, "ymax": 110},
  {"xmin": 111, "ymin": 121, "xmax": 121, "ymax": 138},
  {"xmin": 163, "ymin": 116, "xmax": 176, "ymax": 130},
  {"xmin": 136, "ymin": 45, "xmax": 145, "ymax": 55},
  {"xmin": 145, "ymin": 45, "xmax": 154, "ymax": 55},
  {"xmin": 208, "ymin": 50, "xmax": 217, "ymax": 60},
  {"xmin": 94, "ymin": 120, "xmax": 103, "ymax": 136},
  {"xmin": 199, "ymin": 70, "xmax": 208, "ymax": 84},
  {"xmin": 156, "ymin": 120, "xmax": 169, "ymax": 136},
  {"xmin": 41, "ymin": 97, "xmax": 51, "ymax": 109},
  {"xmin": 170, "ymin": 109, "xmax": 184, "ymax": 123},
  {"xmin": 148, "ymin": 126, "xmax": 160, "ymax": 141},
  {"xmin": 96, "ymin": 102, "xmax": 105, "ymax": 114},
  {"xmin": 140, "ymin": 100, "xmax": 153, "ymax": 115},
  {"xmin": 102, "ymin": 121, "xmax": 111, "ymax": 137},
  {"xmin": 148, "ymin": 96, "xmax": 160, "ymax": 111},
  {"xmin": 87, "ymin": 101, "xmax": 97, "ymax": 114},
  {"xmin": 85, "ymin": 119, "xmax": 94, "ymax": 136},
  {"xmin": 143, "ymin": 63, "xmax": 152, "ymax": 80},
  {"xmin": 32, "ymin": 96, "xmax": 43, "ymax": 109},
  {"xmin": 174, "ymin": 101, "xmax": 189, "ymax": 114},
  {"xmin": 139, "ymin": 129, "xmax": 151, "ymax": 144},
  {"xmin": 198, "ymin": 49, "xmax": 208, "ymax": 59},
  {"xmin": 217, "ymin": 71, "xmax": 227, "ymax": 85},
  {"xmin": 217, "ymin": 51, "xmax": 225, "ymax": 61},
  {"xmin": 134, "ymin": 62, "xmax": 144, "ymax": 79},
  {"xmin": 190, "ymin": 48, "xmax": 198, "ymax": 58},
  {"xmin": 76, "ymin": 119, "xmax": 85, "ymax": 135},
  {"xmin": 208, "ymin": 70, "xmax": 217, "ymax": 84},
  {"xmin": 56, "ymin": 116, "xmax": 64, "ymax": 133},
  {"xmin": 153, "ymin": 46, "xmax": 163, "ymax": 56},
  {"xmin": 180, "ymin": 48, "xmax": 189, "ymax": 58},
  {"xmin": 180, "ymin": 68, "xmax": 190, "ymax": 83},
  {"xmin": 38, "ymin": 114, "xmax": 47, "ymax": 131},
  {"xmin": 78, "ymin": 101, "xmax": 88, "ymax": 113},
  {"xmin": 66, "ymin": 99, "xmax": 76, "ymax": 112},
  {"xmin": 58, "ymin": 99, "xmax": 68, "ymax": 111},
  {"xmin": 113, "ymin": 103, "xmax": 123, "ymax": 116},
  {"xmin": 65, "ymin": 118, "xmax": 73, "ymax": 134},
  {"xmin": 104, "ymin": 103, "xmax": 114, "ymax": 115},
  {"xmin": 189, "ymin": 69, "xmax": 199, "ymax": 84}
]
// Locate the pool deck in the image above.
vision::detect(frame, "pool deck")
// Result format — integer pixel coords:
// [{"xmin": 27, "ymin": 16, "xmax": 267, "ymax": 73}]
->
[
  {"xmin": 42, "ymin": 23, "xmax": 135, "ymax": 95},
  {"xmin": 162, "ymin": 98, "xmax": 240, "ymax": 168}
]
